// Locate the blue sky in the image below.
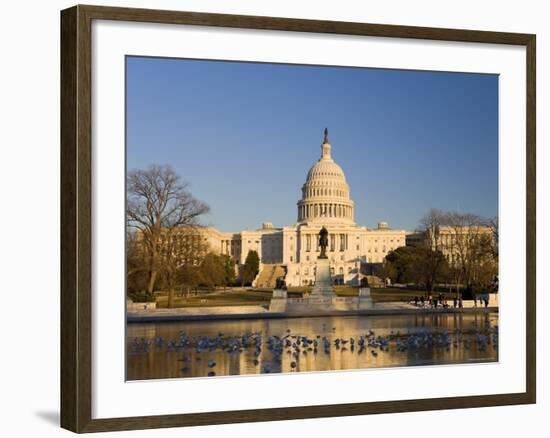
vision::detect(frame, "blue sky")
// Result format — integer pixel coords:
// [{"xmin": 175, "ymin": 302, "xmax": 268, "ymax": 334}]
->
[{"xmin": 126, "ymin": 56, "xmax": 498, "ymax": 232}]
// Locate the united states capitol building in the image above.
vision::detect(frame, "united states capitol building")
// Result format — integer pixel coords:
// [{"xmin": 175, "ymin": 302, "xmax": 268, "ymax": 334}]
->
[{"xmin": 199, "ymin": 129, "xmax": 409, "ymax": 288}]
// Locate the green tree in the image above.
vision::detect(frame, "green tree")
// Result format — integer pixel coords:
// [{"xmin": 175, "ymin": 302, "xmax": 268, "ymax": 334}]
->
[
  {"xmin": 383, "ymin": 245, "xmax": 448, "ymax": 296},
  {"xmin": 241, "ymin": 250, "xmax": 260, "ymax": 286},
  {"xmin": 199, "ymin": 253, "xmax": 226, "ymax": 288},
  {"xmin": 383, "ymin": 246, "xmax": 418, "ymax": 284},
  {"xmin": 222, "ymin": 254, "xmax": 236, "ymax": 287}
]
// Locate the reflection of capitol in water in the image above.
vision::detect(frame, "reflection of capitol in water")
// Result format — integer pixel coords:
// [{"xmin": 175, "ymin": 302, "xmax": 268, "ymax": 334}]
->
[
  {"xmin": 201, "ymin": 129, "xmax": 409, "ymax": 287},
  {"xmin": 127, "ymin": 313, "xmax": 498, "ymax": 380}
]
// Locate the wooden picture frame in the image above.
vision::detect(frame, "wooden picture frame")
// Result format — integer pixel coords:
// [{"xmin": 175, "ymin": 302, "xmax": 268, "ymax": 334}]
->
[{"xmin": 60, "ymin": 4, "xmax": 536, "ymax": 433}]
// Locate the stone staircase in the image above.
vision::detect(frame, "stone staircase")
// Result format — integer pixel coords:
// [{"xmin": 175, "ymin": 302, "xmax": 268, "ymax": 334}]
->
[{"xmin": 256, "ymin": 264, "xmax": 286, "ymax": 288}]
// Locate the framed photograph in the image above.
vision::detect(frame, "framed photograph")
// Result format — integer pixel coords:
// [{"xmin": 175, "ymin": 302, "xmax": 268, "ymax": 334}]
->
[{"xmin": 60, "ymin": 4, "xmax": 536, "ymax": 433}]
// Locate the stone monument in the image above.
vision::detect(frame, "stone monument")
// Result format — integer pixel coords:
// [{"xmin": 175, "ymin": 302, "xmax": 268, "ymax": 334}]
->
[{"xmin": 268, "ymin": 224, "xmax": 374, "ymax": 313}]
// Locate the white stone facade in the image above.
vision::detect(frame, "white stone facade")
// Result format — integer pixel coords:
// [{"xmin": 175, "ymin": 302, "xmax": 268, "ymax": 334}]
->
[{"xmin": 200, "ymin": 130, "xmax": 410, "ymax": 286}]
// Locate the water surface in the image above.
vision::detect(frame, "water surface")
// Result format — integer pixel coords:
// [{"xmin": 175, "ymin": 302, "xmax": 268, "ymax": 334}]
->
[{"xmin": 127, "ymin": 313, "xmax": 498, "ymax": 380}]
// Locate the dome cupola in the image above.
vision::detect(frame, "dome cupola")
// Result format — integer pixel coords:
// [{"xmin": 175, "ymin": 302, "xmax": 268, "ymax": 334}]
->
[{"xmin": 297, "ymin": 129, "xmax": 355, "ymax": 225}]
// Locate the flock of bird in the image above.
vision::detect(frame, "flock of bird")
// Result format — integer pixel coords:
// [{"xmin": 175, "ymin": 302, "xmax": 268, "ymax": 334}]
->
[{"xmin": 129, "ymin": 320, "xmax": 498, "ymax": 377}]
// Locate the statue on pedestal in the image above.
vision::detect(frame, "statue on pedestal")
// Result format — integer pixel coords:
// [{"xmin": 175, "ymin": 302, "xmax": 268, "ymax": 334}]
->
[
  {"xmin": 318, "ymin": 226, "xmax": 329, "ymax": 259},
  {"xmin": 275, "ymin": 277, "xmax": 287, "ymax": 290}
]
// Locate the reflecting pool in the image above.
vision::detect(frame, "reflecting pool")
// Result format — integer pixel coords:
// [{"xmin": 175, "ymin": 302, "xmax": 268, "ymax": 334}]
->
[{"xmin": 126, "ymin": 312, "xmax": 498, "ymax": 380}]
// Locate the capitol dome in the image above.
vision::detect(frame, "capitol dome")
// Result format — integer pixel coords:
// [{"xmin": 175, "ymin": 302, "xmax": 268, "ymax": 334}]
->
[{"xmin": 297, "ymin": 129, "xmax": 355, "ymax": 224}]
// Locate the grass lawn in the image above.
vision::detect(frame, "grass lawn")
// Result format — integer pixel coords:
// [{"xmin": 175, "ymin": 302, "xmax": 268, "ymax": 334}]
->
[
  {"xmin": 155, "ymin": 287, "xmax": 301, "ymax": 308},
  {"xmin": 154, "ymin": 286, "xmax": 460, "ymax": 308}
]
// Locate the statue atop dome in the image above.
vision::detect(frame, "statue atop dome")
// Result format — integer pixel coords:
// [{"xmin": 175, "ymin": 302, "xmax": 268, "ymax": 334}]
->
[{"xmin": 321, "ymin": 128, "xmax": 332, "ymax": 160}]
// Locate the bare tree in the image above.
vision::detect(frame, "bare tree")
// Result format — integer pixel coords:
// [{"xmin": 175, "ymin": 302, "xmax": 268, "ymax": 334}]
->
[
  {"xmin": 126, "ymin": 230, "xmax": 150, "ymax": 297},
  {"xmin": 126, "ymin": 165, "xmax": 210, "ymax": 302},
  {"xmin": 441, "ymin": 211, "xmax": 495, "ymax": 292},
  {"xmin": 417, "ymin": 209, "xmax": 447, "ymax": 296},
  {"xmin": 488, "ymin": 215, "xmax": 499, "ymax": 261}
]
